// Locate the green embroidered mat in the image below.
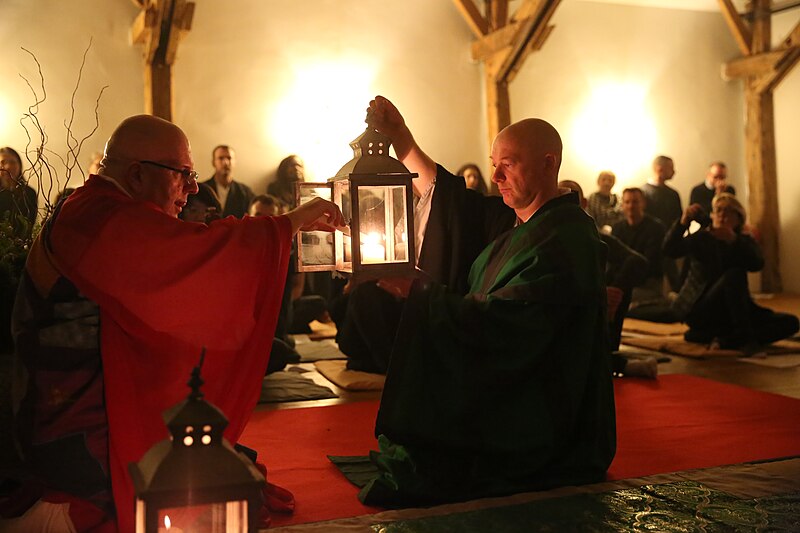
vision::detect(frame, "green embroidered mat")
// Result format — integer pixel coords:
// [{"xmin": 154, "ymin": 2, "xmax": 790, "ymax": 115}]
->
[
  {"xmin": 369, "ymin": 481, "xmax": 799, "ymax": 532},
  {"xmin": 325, "ymin": 456, "xmax": 800, "ymax": 532}
]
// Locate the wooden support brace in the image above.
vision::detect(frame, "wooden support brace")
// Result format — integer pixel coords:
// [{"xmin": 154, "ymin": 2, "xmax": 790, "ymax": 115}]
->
[
  {"xmin": 497, "ymin": 0, "xmax": 559, "ymax": 83},
  {"xmin": 489, "ymin": 0, "xmax": 509, "ymax": 30},
  {"xmin": 165, "ymin": 1, "xmax": 195, "ymax": 65},
  {"xmin": 452, "ymin": 0, "xmax": 488, "ymax": 37},
  {"xmin": 511, "ymin": 0, "xmax": 543, "ymax": 23},
  {"xmin": 723, "ymin": 48, "xmax": 788, "ymax": 79},
  {"xmin": 717, "ymin": 0, "xmax": 752, "ymax": 55},
  {"xmin": 506, "ymin": 24, "xmax": 554, "ymax": 84},
  {"xmin": 781, "ymin": 19, "xmax": 800, "ymax": 47},
  {"xmin": 471, "ymin": 20, "xmax": 521, "ymax": 61},
  {"xmin": 767, "ymin": 46, "xmax": 800, "ymax": 91}
]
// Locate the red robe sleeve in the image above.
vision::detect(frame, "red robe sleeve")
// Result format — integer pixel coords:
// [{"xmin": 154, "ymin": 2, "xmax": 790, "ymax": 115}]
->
[{"xmin": 50, "ymin": 177, "xmax": 292, "ymax": 532}]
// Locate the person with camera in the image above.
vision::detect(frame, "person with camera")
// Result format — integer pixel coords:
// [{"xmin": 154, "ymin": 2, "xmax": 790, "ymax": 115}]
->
[{"xmin": 630, "ymin": 193, "xmax": 798, "ymax": 355}]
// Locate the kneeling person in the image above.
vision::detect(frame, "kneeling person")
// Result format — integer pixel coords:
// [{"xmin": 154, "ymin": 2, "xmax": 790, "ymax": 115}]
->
[{"xmin": 357, "ymin": 101, "xmax": 616, "ymax": 506}]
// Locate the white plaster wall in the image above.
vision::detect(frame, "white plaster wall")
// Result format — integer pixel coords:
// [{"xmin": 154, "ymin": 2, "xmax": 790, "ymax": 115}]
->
[
  {"xmin": 173, "ymin": 0, "xmax": 483, "ymax": 188},
  {"xmin": 0, "ymin": 1, "xmax": 482, "ymax": 198},
  {"xmin": 1, "ymin": 0, "xmax": 796, "ymax": 291},
  {"xmin": 509, "ymin": 0, "xmax": 799, "ymax": 293},
  {"xmin": 0, "ymin": 0, "xmax": 142, "ymax": 203},
  {"xmin": 773, "ymin": 12, "xmax": 800, "ymax": 293},
  {"xmin": 510, "ymin": 0, "xmax": 744, "ymax": 201}
]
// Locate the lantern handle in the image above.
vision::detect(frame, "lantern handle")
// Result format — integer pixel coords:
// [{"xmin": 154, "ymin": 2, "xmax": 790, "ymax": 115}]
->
[{"xmin": 188, "ymin": 347, "xmax": 206, "ymax": 400}]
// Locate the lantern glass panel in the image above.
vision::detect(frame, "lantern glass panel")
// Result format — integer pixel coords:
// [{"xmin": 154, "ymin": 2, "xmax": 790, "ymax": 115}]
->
[
  {"xmin": 297, "ymin": 184, "xmax": 335, "ymax": 269},
  {"xmin": 357, "ymin": 185, "xmax": 409, "ymax": 265},
  {"xmin": 144, "ymin": 501, "xmax": 247, "ymax": 533},
  {"xmin": 333, "ymin": 179, "xmax": 352, "ymax": 271}
]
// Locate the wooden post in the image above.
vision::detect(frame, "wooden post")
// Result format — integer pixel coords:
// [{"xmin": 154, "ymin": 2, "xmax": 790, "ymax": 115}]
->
[
  {"xmin": 719, "ymin": 0, "xmax": 799, "ymax": 292},
  {"xmin": 744, "ymin": 86, "xmax": 781, "ymax": 291},
  {"xmin": 453, "ymin": 0, "xmax": 561, "ymax": 194},
  {"xmin": 131, "ymin": 0, "xmax": 194, "ymax": 121}
]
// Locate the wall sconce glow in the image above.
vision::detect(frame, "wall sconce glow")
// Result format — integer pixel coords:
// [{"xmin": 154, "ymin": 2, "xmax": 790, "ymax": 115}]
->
[
  {"xmin": 268, "ymin": 61, "xmax": 376, "ymax": 180},
  {"xmin": 571, "ymin": 82, "xmax": 657, "ymax": 185}
]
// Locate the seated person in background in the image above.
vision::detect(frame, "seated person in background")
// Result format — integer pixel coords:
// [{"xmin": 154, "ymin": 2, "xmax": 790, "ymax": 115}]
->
[
  {"xmin": 456, "ymin": 162, "xmax": 489, "ymax": 195},
  {"xmin": 201, "ymin": 144, "xmax": 255, "ymax": 218},
  {"xmin": 250, "ymin": 194, "xmax": 301, "ymax": 372},
  {"xmin": 689, "ymin": 161, "xmax": 735, "ymax": 215},
  {"xmin": 643, "ymin": 155, "xmax": 682, "ymax": 291},
  {"xmin": 611, "ymin": 187, "xmax": 667, "ymax": 308},
  {"xmin": 268, "ymin": 154, "xmax": 305, "ymax": 210},
  {"xmin": 560, "ymin": 180, "xmax": 657, "ymax": 379},
  {"xmin": 587, "ymin": 170, "xmax": 622, "ymax": 231},
  {"xmin": 0, "ymin": 146, "xmax": 37, "ymax": 239},
  {"xmin": 630, "ymin": 194, "xmax": 798, "ymax": 355},
  {"xmin": 355, "ymin": 96, "xmax": 615, "ymax": 506},
  {"xmin": 179, "ymin": 182, "xmax": 222, "ymax": 223},
  {"xmin": 267, "ymin": 155, "xmax": 344, "ymax": 328}
]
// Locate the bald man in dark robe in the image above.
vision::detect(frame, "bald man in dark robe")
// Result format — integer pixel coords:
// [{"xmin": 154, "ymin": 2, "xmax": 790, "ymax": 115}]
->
[{"xmin": 351, "ymin": 97, "xmax": 615, "ymax": 506}]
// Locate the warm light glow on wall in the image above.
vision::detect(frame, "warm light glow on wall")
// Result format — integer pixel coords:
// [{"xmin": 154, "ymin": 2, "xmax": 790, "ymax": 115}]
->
[
  {"xmin": 0, "ymin": 96, "xmax": 12, "ymax": 140},
  {"xmin": 267, "ymin": 60, "xmax": 376, "ymax": 181},
  {"xmin": 571, "ymin": 82, "xmax": 657, "ymax": 186}
]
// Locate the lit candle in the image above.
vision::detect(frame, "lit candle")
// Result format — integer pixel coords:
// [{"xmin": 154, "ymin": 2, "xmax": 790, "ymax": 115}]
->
[
  {"xmin": 158, "ymin": 515, "xmax": 184, "ymax": 533},
  {"xmin": 361, "ymin": 231, "xmax": 386, "ymax": 263}
]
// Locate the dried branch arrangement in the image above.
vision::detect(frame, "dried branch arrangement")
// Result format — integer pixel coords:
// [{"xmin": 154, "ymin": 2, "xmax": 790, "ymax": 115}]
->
[{"xmin": 18, "ymin": 38, "xmax": 108, "ymax": 220}]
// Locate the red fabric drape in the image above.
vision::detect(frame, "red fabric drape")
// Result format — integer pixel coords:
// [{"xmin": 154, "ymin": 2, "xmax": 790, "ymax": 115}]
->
[{"xmin": 51, "ymin": 177, "xmax": 292, "ymax": 532}]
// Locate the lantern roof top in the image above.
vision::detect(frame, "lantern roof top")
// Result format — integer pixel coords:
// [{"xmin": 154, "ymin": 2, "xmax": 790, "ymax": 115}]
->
[
  {"xmin": 162, "ymin": 350, "xmax": 228, "ymax": 434},
  {"xmin": 129, "ymin": 349, "xmax": 264, "ymax": 497},
  {"xmin": 334, "ymin": 127, "xmax": 412, "ymax": 178}
]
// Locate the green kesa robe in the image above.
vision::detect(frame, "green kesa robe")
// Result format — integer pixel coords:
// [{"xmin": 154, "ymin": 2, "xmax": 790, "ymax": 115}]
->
[{"xmin": 362, "ymin": 193, "xmax": 616, "ymax": 506}]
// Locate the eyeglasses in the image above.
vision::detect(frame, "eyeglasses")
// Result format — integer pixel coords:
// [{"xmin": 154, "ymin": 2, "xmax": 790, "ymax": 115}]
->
[{"xmin": 140, "ymin": 160, "xmax": 199, "ymax": 185}]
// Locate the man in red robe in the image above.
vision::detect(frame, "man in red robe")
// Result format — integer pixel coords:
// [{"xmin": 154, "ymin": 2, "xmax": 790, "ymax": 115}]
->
[{"xmin": 6, "ymin": 115, "xmax": 343, "ymax": 532}]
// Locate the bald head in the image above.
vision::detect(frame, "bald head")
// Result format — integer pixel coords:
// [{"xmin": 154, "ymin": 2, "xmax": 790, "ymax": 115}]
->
[
  {"xmin": 98, "ymin": 115, "xmax": 198, "ymax": 217},
  {"xmin": 101, "ymin": 115, "xmax": 191, "ymax": 175},
  {"xmin": 491, "ymin": 118, "xmax": 563, "ymax": 221},
  {"xmin": 499, "ymin": 118, "xmax": 563, "ymax": 172}
]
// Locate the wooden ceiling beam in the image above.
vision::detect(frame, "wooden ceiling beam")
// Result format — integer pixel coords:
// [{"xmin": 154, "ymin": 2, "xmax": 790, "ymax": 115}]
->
[
  {"xmin": 781, "ymin": 18, "xmax": 800, "ymax": 47},
  {"xmin": 488, "ymin": 0, "xmax": 509, "ymax": 30},
  {"xmin": 165, "ymin": 0, "xmax": 195, "ymax": 64},
  {"xmin": 766, "ymin": 46, "xmax": 800, "ymax": 91},
  {"xmin": 452, "ymin": 0, "xmax": 489, "ymax": 37},
  {"xmin": 511, "ymin": 0, "xmax": 544, "ymax": 22},
  {"xmin": 506, "ymin": 24, "xmax": 554, "ymax": 83},
  {"xmin": 471, "ymin": 20, "xmax": 520, "ymax": 61},
  {"xmin": 717, "ymin": 0, "xmax": 753, "ymax": 55},
  {"xmin": 497, "ymin": 0, "xmax": 560, "ymax": 83},
  {"xmin": 723, "ymin": 48, "xmax": 789, "ymax": 79},
  {"xmin": 130, "ymin": 6, "xmax": 156, "ymax": 45},
  {"xmin": 750, "ymin": 0, "xmax": 772, "ymax": 54}
]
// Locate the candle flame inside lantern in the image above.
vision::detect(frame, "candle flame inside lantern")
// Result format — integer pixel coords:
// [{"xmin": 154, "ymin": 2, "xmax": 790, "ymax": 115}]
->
[{"xmin": 361, "ymin": 231, "xmax": 386, "ymax": 263}]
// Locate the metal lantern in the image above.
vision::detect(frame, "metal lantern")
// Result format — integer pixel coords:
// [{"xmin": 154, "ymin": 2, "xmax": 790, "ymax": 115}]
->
[
  {"xmin": 129, "ymin": 354, "xmax": 264, "ymax": 533},
  {"xmin": 296, "ymin": 127, "xmax": 417, "ymax": 282}
]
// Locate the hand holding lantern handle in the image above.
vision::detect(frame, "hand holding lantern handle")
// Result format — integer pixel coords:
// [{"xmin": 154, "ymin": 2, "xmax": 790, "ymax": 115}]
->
[{"xmin": 365, "ymin": 95, "xmax": 436, "ymax": 196}]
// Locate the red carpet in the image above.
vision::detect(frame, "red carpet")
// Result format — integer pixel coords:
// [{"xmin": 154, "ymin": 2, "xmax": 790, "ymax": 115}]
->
[{"xmin": 238, "ymin": 374, "xmax": 800, "ymax": 527}]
